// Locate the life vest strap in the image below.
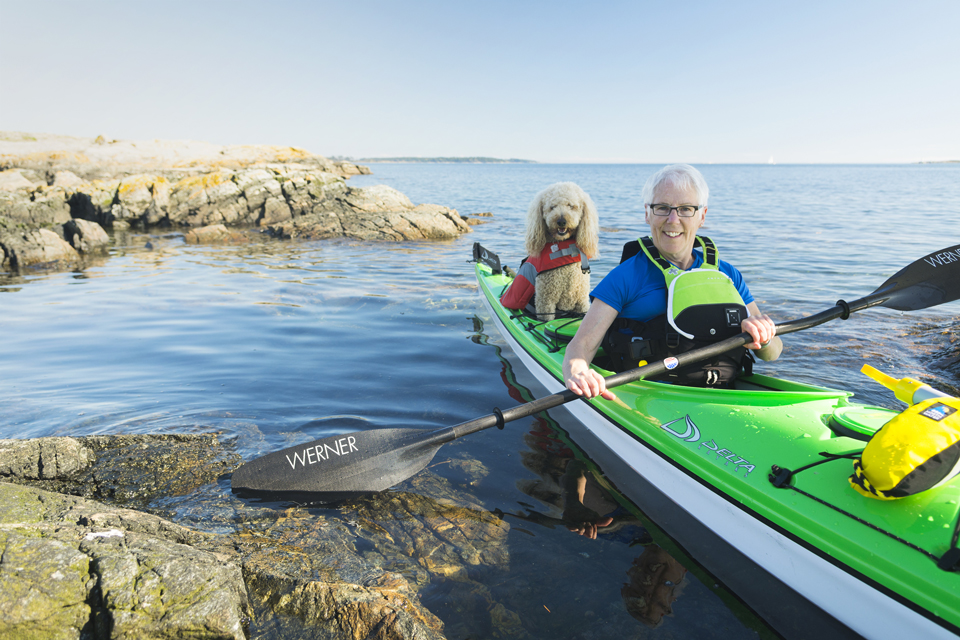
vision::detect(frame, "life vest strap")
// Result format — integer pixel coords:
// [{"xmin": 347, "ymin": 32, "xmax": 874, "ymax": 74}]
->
[{"xmin": 638, "ymin": 235, "xmax": 718, "ymax": 277}]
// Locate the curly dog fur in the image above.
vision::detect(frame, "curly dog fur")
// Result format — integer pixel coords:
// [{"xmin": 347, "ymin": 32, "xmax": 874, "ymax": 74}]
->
[{"xmin": 525, "ymin": 182, "xmax": 599, "ymax": 320}]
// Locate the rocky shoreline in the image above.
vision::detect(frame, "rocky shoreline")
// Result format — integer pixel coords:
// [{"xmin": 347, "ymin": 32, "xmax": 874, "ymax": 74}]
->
[
  {"xmin": 0, "ymin": 133, "xmax": 507, "ymax": 639},
  {"xmin": 0, "ymin": 433, "xmax": 514, "ymax": 639},
  {"xmin": 0, "ymin": 132, "xmax": 475, "ymax": 273}
]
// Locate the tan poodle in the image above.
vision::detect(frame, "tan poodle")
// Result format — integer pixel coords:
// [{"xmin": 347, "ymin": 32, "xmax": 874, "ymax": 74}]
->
[{"xmin": 502, "ymin": 182, "xmax": 599, "ymax": 320}]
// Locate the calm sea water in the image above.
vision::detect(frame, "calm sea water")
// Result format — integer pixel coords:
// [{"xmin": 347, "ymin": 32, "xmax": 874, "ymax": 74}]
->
[{"xmin": 1, "ymin": 163, "xmax": 958, "ymax": 638}]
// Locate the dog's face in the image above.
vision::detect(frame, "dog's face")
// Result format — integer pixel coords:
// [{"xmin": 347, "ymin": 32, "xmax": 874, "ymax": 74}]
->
[
  {"xmin": 541, "ymin": 189, "xmax": 586, "ymax": 242},
  {"xmin": 526, "ymin": 181, "xmax": 598, "ymax": 259}
]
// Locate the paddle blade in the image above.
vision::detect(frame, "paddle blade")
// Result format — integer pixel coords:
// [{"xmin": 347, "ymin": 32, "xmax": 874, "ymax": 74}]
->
[
  {"xmin": 872, "ymin": 243, "xmax": 960, "ymax": 311},
  {"xmin": 231, "ymin": 428, "xmax": 444, "ymax": 499}
]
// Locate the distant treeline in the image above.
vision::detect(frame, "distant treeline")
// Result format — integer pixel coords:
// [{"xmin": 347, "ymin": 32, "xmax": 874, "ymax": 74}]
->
[{"xmin": 332, "ymin": 156, "xmax": 537, "ymax": 164}]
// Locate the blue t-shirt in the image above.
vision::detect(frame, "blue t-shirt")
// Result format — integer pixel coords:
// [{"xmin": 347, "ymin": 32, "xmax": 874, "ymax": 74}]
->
[{"xmin": 591, "ymin": 249, "xmax": 754, "ymax": 323}]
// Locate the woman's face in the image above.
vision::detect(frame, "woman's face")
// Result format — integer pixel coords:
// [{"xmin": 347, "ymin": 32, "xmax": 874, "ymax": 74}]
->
[{"xmin": 644, "ymin": 181, "xmax": 705, "ymax": 264}]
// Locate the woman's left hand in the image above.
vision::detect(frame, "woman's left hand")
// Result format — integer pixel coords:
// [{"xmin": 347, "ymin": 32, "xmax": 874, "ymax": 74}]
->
[{"xmin": 741, "ymin": 313, "xmax": 777, "ymax": 350}]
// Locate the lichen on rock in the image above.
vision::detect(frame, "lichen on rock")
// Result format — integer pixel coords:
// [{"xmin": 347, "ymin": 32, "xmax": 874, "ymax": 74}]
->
[{"xmin": 0, "ymin": 482, "xmax": 251, "ymax": 640}]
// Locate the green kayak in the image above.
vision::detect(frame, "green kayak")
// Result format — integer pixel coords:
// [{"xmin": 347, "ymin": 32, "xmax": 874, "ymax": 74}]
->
[{"xmin": 474, "ymin": 247, "xmax": 960, "ymax": 640}]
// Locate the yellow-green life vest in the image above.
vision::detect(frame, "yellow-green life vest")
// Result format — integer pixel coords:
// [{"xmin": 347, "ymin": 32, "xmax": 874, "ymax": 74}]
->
[{"xmin": 639, "ymin": 236, "xmax": 747, "ymax": 343}]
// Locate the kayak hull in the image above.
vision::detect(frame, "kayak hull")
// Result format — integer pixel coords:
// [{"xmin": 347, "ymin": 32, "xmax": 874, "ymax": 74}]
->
[{"xmin": 475, "ymin": 257, "xmax": 960, "ymax": 640}]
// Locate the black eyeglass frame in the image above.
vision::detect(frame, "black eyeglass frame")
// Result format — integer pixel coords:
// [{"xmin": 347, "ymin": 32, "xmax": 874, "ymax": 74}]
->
[{"xmin": 647, "ymin": 204, "xmax": 702, "ymax": 218}]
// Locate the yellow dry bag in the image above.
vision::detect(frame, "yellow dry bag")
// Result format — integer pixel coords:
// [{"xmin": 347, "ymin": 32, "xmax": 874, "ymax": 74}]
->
[{"xmin": 849, "ymin": 366, "xmax": 960, "ymax": 500}]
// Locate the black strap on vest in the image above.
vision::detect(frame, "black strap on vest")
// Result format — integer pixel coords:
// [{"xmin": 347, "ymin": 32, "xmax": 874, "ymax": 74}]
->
[
  {"xmin": 640, "ymin": 236, "xmax": 674, "ymax": 271},
  {"xmin": 700, "ymin": 236, "xmax": 717, "ymax": 266}
]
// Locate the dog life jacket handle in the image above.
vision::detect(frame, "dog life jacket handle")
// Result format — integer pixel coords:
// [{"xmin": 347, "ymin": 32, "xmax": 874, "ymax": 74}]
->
[{"xmin": 549, "ymin": 243, "xmax": 589, "ymax": 274}]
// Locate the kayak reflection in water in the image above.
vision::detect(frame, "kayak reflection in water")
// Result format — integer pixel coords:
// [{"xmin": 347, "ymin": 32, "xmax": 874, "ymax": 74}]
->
[
  {"xmin": 514, "ymin": 422, "xmax": 690, "ymax": 628},
  {"xmin": 559, "ymin": 459, "xmax": 689, "ymax": 628},
  {"xmin": 559, "ymin": 459, "xmax": 628, "ymax": 539},
  {"xmin": 622, "ymin": 545, "xmax": 688, "ymax": 629}
]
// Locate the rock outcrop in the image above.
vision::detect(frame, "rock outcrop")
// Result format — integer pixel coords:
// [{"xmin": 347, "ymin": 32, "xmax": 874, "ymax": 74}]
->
[
  {"xmin": 0, "ymin": 434, "xmax": 240, "ymax": 509},
  {"xmin": 0, "ymin": 435, "xmax": 520, "ymax": 639},
  {"xmin": 0, "ymin": 132, "xmax": 472, "ymax": 272},
  {"xmin": 0, "ymin": 131, "xmax": 370, "ymax": 183}
]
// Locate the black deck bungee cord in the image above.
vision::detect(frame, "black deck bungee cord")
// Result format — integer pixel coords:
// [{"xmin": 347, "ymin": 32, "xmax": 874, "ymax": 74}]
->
[{"xmin": 770, "ymin": 451, "xmax": 959, "ymax": 570}]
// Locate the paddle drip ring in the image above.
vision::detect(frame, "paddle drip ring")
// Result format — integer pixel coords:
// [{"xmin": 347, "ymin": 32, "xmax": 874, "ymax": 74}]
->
[
  {"xmin": 836, "ymin": 299, "xmax": 851, "ymax": 320},
  {"xmin": 493, "ymin": 407, "xmax": 506, "ymax": 430}
]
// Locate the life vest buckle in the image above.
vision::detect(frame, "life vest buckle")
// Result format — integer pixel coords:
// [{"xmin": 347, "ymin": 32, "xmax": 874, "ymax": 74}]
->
[
  {"xmin": 666, "ymin": 333, "xmax": 681, "ymax": 349},
  {"xmin": 628, "ymin": 337, "xmax": 654, "ymax": 360}
]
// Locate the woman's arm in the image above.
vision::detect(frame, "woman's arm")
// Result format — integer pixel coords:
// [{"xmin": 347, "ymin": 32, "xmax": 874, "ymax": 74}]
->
[{"xmin": 562, "ymin": 299, "xmax": 620, "ymax": 399}]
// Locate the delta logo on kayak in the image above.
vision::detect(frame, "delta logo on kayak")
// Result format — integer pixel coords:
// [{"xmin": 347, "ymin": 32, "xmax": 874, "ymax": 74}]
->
[{"xmin": 659, "ymin": 415, "xmax": 756, "ymax": 477}]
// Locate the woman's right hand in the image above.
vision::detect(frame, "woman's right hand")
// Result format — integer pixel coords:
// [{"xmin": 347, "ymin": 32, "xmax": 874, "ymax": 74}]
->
[
  {"xmin": 566, "ymin": 364, "xmax": 616, "ymax": 400},
  {"xmin": 561, "ymin": 300, "xmax": 620, "ymax": 401}
]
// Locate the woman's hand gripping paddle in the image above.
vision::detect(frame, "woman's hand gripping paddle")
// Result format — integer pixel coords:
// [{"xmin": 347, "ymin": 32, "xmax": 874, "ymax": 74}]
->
[{"xmin": 231, "ymin": 243, "xmax": 960, "ymax": 501}]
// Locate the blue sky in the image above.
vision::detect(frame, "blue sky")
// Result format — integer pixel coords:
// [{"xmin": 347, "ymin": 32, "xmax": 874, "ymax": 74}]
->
[{"xmin": 1, "ymin": 0, "xmax": 958, "ymax": 163}]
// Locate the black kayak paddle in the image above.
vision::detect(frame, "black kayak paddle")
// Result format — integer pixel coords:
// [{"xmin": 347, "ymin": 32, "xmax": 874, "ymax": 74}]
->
[{"xmin": 231, "ymin": 243, "xmax": 960, "ymax": 500}]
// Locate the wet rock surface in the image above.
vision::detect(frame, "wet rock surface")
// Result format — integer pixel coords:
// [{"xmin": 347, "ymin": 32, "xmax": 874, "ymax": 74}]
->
[
  {"xmin": 0, "ymin": 482, "xmax": 251, "ymax": 640},
  {"xmin": 0, "ymin": 434, "xmax": 241, "ymax": 510},
  {"xmin": 0, "ymin": 435, "xmax": 522, "ymax": 639},
  {"xmin": 0, "ymin": 132, "xmax": 471, "ymax": 273}
]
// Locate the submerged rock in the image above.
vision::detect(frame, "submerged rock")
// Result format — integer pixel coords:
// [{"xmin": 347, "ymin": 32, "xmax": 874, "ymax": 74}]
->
[
  {"xmin": 463, "ymin": 211, "xmax": 494, "ymax": 226},
  {"xmin": 0, "ymin": 433, "xmax": 241, "ymax": 510},
  {"xmin": 244, "ymin": 570, "xmax": 447, "ymax": 640},
  {"xmin": 184, "ymin": 223, "xmax": 250, "ymax": 244}
]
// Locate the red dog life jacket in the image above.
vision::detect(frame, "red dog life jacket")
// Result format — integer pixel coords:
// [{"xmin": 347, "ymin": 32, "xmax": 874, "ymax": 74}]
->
[{"xmin": 500, "ymin": 239, "xmax": 589, "ymax": 310}]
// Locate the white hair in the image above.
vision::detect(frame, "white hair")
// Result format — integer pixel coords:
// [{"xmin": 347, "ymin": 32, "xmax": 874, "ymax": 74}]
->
[{"xmin": 641, "ymin": 164, "xmax": 709, "ymax": 207}]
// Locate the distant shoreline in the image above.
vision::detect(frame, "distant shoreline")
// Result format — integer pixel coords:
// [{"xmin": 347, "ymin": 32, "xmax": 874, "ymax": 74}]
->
[
  {"xmin": 334, "ymin": 157, "xmax": 958, "ymax": 165},
  {"xmin": 333, "ymin": 156, "xmax": 538, "ymax": 164}
]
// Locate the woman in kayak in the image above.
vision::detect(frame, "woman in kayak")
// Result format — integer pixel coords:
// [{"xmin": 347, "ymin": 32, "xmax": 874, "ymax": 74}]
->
[{"xmin": 563, "ymin": 163, "xmax": 782, "ymax": 400}]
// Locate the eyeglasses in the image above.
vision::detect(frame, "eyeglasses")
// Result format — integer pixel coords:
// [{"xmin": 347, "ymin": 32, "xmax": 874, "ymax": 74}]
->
[{"xmin": 648, "ymin": 204, "xmax": 701, "ymax": 217}]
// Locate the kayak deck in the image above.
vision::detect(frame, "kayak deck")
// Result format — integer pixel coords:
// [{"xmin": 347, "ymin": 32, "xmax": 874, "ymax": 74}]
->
[{"xmin": 475, "ymin": 259, "xmax": 960, "ymax": 637}]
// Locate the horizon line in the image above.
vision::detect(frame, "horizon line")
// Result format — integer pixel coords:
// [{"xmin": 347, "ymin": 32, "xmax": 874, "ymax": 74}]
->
[{"xmin": 351, "ymin": 159, "xmax": 960, "ymax": 166}]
